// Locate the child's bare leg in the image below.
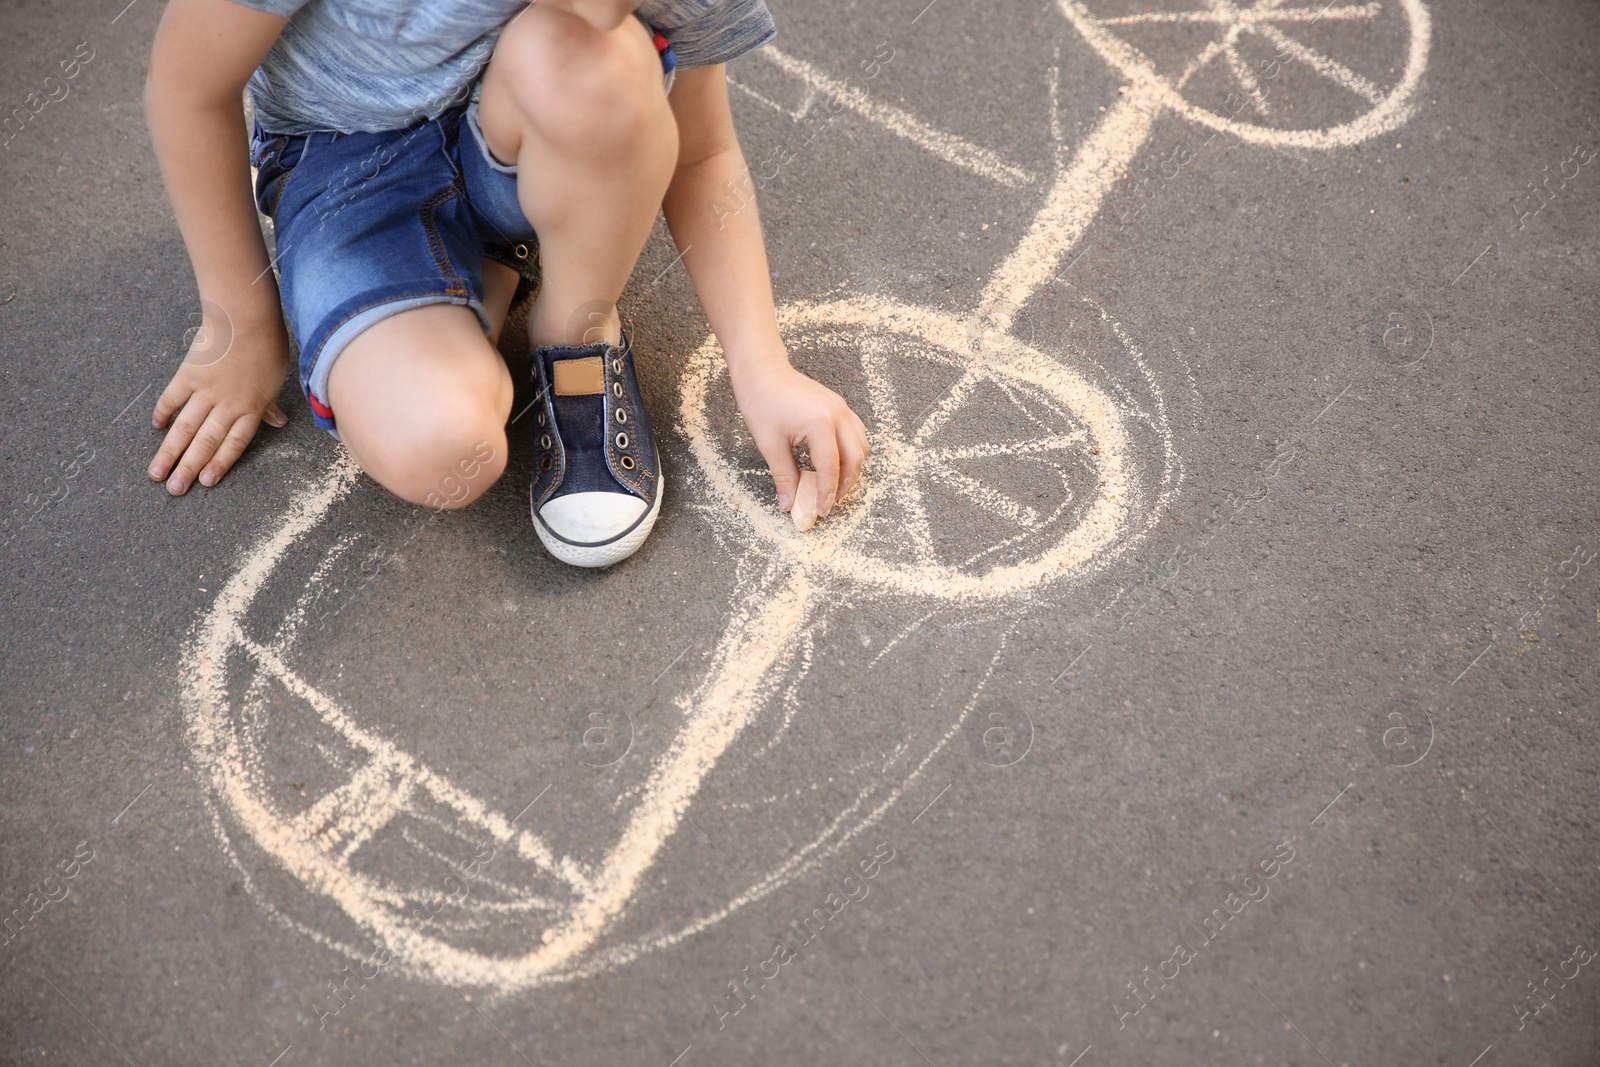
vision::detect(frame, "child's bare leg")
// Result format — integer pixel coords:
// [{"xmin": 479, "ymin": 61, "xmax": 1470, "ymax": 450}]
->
[
  {"xmin": 326, "ymin": 305, "xmax": 513, "ymax": 508},
  {"xmin": 476, "ymin": 6, "xmax": 679, "ymax": 347},
  {"xmin": 482, "ymin": 259, "xmax": 520, "ymax": 348}
]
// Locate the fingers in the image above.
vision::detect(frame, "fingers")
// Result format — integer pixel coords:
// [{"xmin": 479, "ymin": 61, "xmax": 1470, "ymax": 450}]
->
[
  {"xmin": 150, "ymin": 372, "xmax": 285, "ymax": 491},
  {"xmin": 850, "ymin": 409, "xmax": 870, "ymax": 463},
  {"xmin": 761, "ymin": 432, "xmax": 801, "ymax": 511},
  {"xmin": 807, "ymin": 423, "xmax": 841, "ymax": 518},
  {"xmin": 198, "ymin": 413, "xmax": 261, "ymax": 487},
  {"xmin": 746, "ymin": 375, "xmax": 869, "ymax": 520},
  {"xmin": 768, "ymin": 406, "xmax": 869, "ymax": 519},
  {"xmin": 149, "ymin": 395, "xmax": 208, "ymax": 486},
  {"xmin": 837, "ymin": 415, "xmax": 867, "ymax": 501},
  {"xmin": 165, "ymin": 408, "xmax": 235, "ymax": 495},
  {"xmin": 152, "ymin": 376, "xmax": 192, "ymax": 430},
  {"xmin": 839, "ymin": 403, "xmax": 869, "ymax": 496}
]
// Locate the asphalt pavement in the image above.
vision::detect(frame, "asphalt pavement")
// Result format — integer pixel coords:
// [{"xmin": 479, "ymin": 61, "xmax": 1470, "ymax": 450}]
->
[{"xmin": 2, "ymin": 0, "xmax": 1598, "ymax": 1064}]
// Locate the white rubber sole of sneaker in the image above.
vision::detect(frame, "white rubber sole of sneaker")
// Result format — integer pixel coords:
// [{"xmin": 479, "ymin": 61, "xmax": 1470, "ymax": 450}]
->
[{"xmin": 532, "ymin": 474, "xmax": 664, "ymax": 569}]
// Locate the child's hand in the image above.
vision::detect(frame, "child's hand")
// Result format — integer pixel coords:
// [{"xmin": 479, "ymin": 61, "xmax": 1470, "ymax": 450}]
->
[
  {"xmin": 729, "ymin": 359, "xmax": 869, "ymax": 519},
  {"xmin": 148, "ymin": 310, "xmax": 291, "ymax": 495}
]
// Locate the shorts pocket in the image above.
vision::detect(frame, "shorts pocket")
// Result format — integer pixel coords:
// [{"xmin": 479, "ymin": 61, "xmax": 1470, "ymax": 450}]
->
[{"xmin": 254, "ymin": 133, "xmax": 314, "ymax": 219}]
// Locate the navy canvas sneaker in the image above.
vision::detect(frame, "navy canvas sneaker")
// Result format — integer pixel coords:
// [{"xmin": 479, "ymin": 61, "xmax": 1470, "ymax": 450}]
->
[
  {"xmin": 529, "ymin": 332, "xmax": 663, "ymax": 567},
  {"xmin": 483, "ymin": 238, "xmax": 541, "ymax": 302}
]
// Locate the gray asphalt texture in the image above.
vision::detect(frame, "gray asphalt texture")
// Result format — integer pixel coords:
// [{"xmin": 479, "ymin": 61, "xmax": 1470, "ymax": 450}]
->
[{"xmin": 3, "ymin": 0, "xmax": 1599, "ymax": 1064}]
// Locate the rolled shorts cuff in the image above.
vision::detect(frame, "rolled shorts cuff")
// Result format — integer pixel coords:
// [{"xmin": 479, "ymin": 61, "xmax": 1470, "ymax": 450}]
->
[
  {"xmin": 463, "ymin": 100, "xmax": 517, "ymax": 177},
  {"xmin": 304, "ymin": 291, "xmax": 493, "ymax": 435}
]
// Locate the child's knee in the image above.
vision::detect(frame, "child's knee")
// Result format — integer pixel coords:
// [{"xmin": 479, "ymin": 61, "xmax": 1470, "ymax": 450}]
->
[
  {"xmin": 490, "ymin": 9, "xmax": 668, "ymax": 152},
  {"xmin": 349, "ymin": 397, "xmax": 508, "ymax": 509},
  {"xmin": 387, "ymin": 428, "xmax": 507, "ymax": 509}
]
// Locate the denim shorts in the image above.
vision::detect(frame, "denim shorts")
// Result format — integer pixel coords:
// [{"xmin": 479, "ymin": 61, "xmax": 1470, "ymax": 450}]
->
[{"xmin": 249, "ymin": 102, "xmax": 535, "ymax": 435}]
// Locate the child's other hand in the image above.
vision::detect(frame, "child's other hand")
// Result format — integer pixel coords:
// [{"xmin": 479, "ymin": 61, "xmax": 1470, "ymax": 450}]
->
[
  {"xmin": 148, "ymin": 309, "xmax": 291, "ymax": 495},
  {"xmin": 729, "ymin": 359, "xmax": 869, "ymax": 519}
]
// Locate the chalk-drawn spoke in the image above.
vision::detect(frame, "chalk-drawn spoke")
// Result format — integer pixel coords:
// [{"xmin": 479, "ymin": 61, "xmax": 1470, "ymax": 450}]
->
[
  {"xmin": 1226, "ymin": 38, "xmax": 1273, "ymax": 115},
  {"xmin": 1252, "ymin": 22, "xmax": 1387, "ymax": 103},
  {"xmin": 1099, "ymin": 2, "xmax": 1380, "ymax": 24},
  {"xmin": 925, "ymin": 431, "xmax": 1088, "ymax": 463},
  {"xmin": 1100, "ymin": 9, "xmax": 1238, "ymax": 25},
  {"xmin": 937, "ymin": 468, "xmax": 1041, "ymax": 529},
  {"xmin": 911, "ymin": 368, "xmax": 984, "ymax": 446},
  {"xmin": 897, "ymin": 476, "xmax": 942, "ymax": 565},
  {"xmin": 990, "ymin": 374, "xmax": 1078, "ymax": 437},
  {"xmin": 860, "ymin": 333, "xmax": 909, "ymax": 440},
  {"xmin": 1243, "ymin": 3, "xmax": 1382, "ymax": 22},
  {"xmin": 959, "ymin": 498, "xmax": 1074, "ymax": 568},
  {"xmin": 292, "ymin": 759, "xmax": 417, "ymax": 858},
  {"xmin": 1176, "ymin": 37, "xmax": 1228, "ymax": 88},
  {"xmin": 396, "ymin": 827, "xmax": 569, "ymax": 912}
]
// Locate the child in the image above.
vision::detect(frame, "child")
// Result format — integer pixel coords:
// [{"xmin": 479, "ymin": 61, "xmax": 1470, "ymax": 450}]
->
[{"xmin": 144, "ymin": 0, "xmax": 869, "ymax": 566}]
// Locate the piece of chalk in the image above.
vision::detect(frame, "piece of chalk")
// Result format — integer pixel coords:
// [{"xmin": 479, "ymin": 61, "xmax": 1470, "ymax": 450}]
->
[{"xmin": 791, "ymin": 470, "xmax": 819, "ymax": 531}]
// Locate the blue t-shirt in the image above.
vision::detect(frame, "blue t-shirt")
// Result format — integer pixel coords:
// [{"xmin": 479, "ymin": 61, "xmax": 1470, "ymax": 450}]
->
[{"xmin": 234, "ymin": 0, "xmax": 776, "ymax": 135}]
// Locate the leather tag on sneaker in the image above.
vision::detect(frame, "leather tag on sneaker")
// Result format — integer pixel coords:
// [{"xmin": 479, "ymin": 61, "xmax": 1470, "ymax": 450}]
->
[{"xmin": 552, "ymin": 356, "xmax": 605, "ymax": 396}]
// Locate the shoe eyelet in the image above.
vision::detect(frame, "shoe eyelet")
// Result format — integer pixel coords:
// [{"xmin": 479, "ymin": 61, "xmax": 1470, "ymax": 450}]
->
[
  {"xmin": 536, "ymin": 412, "xmax": 545, "ymax": 427},
  {"xmin": 614, "ymin": 431, "xmax": 629, "ymax": 450},
  {"xmin": 615, "ymin": 408, "xmax": 628, "ymax": 424},
  {"xmin": 612, "ymin": 382, "xmax": 624, "ymax": 399},
  {"xmin": 539, "ymin": 455, "xmax": 554, "ymax": 471},
  {"xmin": 540, "ymin": 434, "xmax": 551, "ymax": 449},
  {"xmin": 611, "ymin": 358, "xmax": 623, "ymax": 374},
  {"xmin": 619, "ymin": 455, "xmax": 636, "ymax": 471},
  {"xmin": 513, "ymin": 243, "xmax": 530, "ymax": 260}
]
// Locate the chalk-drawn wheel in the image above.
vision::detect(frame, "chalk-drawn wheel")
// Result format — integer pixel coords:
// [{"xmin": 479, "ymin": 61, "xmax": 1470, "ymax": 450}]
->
[
  {"xmin": 1059, "ymin": 0, "xmax": 1431, "ymax": 148},
  {"xmin": 681, "ymin": 298, "xmax": 1139, "ymax": 601}
]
